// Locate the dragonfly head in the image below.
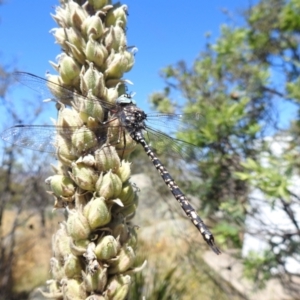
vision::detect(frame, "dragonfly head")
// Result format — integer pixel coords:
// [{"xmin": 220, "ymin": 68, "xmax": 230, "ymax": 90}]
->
[{"xmin": 116, "ymin": 94, "xmax": 136, "ymax": 106}]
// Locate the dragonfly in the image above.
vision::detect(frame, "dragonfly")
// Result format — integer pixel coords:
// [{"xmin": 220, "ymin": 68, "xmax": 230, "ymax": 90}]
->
[{"xmin": 1, "ymin": 72, "xmax": 221, "ymax": 255}]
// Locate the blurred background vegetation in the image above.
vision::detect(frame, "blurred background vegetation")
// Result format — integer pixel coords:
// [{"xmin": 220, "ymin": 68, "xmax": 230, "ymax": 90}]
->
[{"xmin": 1, "ymin": 0, "xmax": 300, "ymax": 299}]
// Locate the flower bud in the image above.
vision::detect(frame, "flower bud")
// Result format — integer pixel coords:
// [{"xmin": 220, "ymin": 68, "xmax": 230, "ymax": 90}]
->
[
  {"xmin": 80, "ymin": 64, "xmax": 106, "ymax": 99},
  {"xmin": 118, "ymin": 182, "xmax": 135, "ymax": 206},
  {"xmin": 71, "ymin": 239, "xmax": 90, "ymax": 255},
  {"xmin": 83, "ymin": 266, "xmax": 107, "ymax": 293},
  {"xmin": 94, "ymin": 171, "xmax": 103, "ymax": 189},
  {"xmin": 95, "ymin": 145, "xmax": 120, "ymax": 172},
  {"xmin": 51, "ymin": 27, "xmax": 67, "ymax": 48},
  {"xmin": 85, "ymin": 15, "xmax": 105, "ymax": 40},
  {"xmin": 64, "ymin": 254, "xmax": 83, "ymax": 279},
  {"xmin": 70, "ymin": 3, "xmax": 88, "ymax": 30},
  {"xmin": 71, "ymin": 126, "xmax": 97, "ymax": 154},
  {"xmin": 103, "ymin": 49, "xmax": 115, "ymax": 70},
  {"xmin": 52, "ymin": 223, "xmax": 72, "ymax": 260},
  {"xmin": 62, "ymin": 279, "xmax": 86, "ymax": 300},
  {"xmin": 45, "ymin": 74, "xmax": 71, "ymax": 105},
  {"xmin": 116, "ymin": 160, "xmax": 131, "ymax": 183},
  {"xmin": 83, "ymin": 197, "xmax": 111, "ymax": 229},
  {"xmin": 115, "ymin": 133, "xmax": 136, "ymax": 157},
  {"xmin": 103, "ymin": 83, "xmax": 121, "ymax": 104},
  {"xmin": 123, "ymin": 48, "xmax": 135, "ymax": 71},
  {"xmin": 88, "ymin": 0, "xmax": 109, "ymax": 10},
  {"xmin": 108, "ymin": 246, "xmax": 135, "ymax": 274},
  {"xmin": 106, "ymin": 275, "xmax": 131, "ymax": 300},
  {"xmin": 66, "ymin": 41, "xmax": 86, "ymax": 65},
  {"xmin": 85, "ymin": 38, "xmax": 109, "ymax": 68},
  {"xmin": 65, "ymin": 27, "xmax": 86, "ymax": 52},
  {"xmin": 52, "ymin": 6, "xmax": 69, "ymax": 27},
  {"xmin": 105, "ymin": 118, "xmax": 121, "ymax": 144},
  {"xmin": 76, "ymin": 92, "xmax": 104, "ymax": 123},
  {"xmin": 94, "ymin": 235, "xmax": 120, "ymax": 260},
  {"xmin": 50, "ymin": 257, "xmax": 64, "ymax": 281},
  {"xmin": 49, "ymin": 175, "xmax": 76, "ymax": 198},
  {"xmin": 96, "ymin": 170, "xmax": 122, "ymax": 199},
  {"xmin": 69, "ymin": 238, "xmax": 87, "ymax": 257},
  {"xmin": 57, "ymin": 107, "xmax": 83, "ymax": 128},
  {"xmin": 104, "ymin": 52, "xmax": 130, "ymax": 79},
  {"xmin": 70, "ymin": 162, "xmax": 98, "ymax": 191},
  {"xmin": 59, "ymin": 54, "xmax": 81, "ymax": 85},
  {"xmin": 56, "ymin": 135, "xmax": 78, "ymax": 167},
  {"xmin": 104, "ymin": 21, "xmax": 127, "ymax": 52},
  {"xmin": 106, "ymin": 76, "xmax": 132, "ymax": 88},
  {"xmin": 67, "ymin": 210, "xmax": 91, "ymax": 241},
  {"xmin": 105, "ymin": 5, "xmax": 128, "ymax": 28}
]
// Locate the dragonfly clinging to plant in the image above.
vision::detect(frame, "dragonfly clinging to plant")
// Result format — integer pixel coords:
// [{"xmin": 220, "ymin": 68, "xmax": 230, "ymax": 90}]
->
[{"xmin": 1, "ymin": 72, "xmax": 221, "ymax": 255}]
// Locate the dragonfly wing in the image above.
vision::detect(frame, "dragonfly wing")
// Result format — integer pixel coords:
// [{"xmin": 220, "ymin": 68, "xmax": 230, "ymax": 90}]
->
[
  {"xmin": 1, "ymin": 125, "xmax": 58, "ymax": 153},
  {"xmin": 1, "ymin": 124, "xmax": 137, "ymax": 158},
  {"xmin": 13, "ymin": 72, "xmax": 115, "ymax": 110},
  {"xmin": 144, "ymin": 126, "xmax": 202, "ymax": 162}
]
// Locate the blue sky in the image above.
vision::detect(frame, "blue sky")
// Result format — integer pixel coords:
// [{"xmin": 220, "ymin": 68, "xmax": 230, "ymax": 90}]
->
[{"xmin": 0, "ymin": 0, "xmax": 254, "ymax": 118}]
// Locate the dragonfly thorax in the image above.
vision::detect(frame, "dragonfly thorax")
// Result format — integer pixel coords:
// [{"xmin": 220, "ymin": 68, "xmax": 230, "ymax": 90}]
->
[{"xmin": 118, "ymin": 104, "xmax": 147, "ymax": 135}]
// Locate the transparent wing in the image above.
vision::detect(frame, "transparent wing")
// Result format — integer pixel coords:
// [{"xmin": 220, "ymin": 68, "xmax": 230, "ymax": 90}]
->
[
  {"xmin": 13, "ymin": 72, "xmax": 115, "ymax": 110},
  {"xmin": 1, "ymin": 114, "xmax": 205, "ymax": 160},
  {"xmin": 0, "ymin": 125, "xmax": 107, "ymax": 154},
  {"xmin": 4, "ymin": 73, "xmax": 207, "ymax": 161},
  {"xmin": 144, "ymin": 126, "xmax": 202, "ymax": 162},
  {"xmin": 1, "ymin": 125, "xmax": 60, "ymax": 153},
  {"xmin": 146, "ymin": 112, "xmax": 206, "ymax": 137}
]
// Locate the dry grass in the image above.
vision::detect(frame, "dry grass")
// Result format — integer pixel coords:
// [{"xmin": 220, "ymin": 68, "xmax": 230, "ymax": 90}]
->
[
  {"xmin": 1, "ymin": 208, "xmax": 61, "ymax": 293},
  {"xmin": 130, "ymin": 220, "xmax": 241, "ymax": 300},
  {"xmin": 2, "ymin": 208, "xmax": 240, "ymax": 299}
]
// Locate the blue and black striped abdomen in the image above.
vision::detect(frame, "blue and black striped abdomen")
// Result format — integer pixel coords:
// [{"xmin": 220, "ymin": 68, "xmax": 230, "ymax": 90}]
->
[{"xmin": 130, "ymin": 130, "xmax": 221, "ymax": 255}]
